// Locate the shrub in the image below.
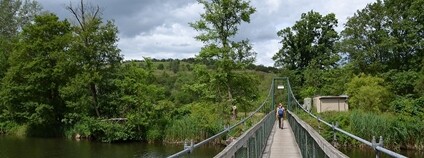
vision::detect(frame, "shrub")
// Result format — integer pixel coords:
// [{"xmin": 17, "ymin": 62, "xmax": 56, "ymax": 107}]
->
[
  {"xmin": 68, "ymin": 117, "xmax": 137, "ymax": 143},
  {"xmin": 346, "ymin": 74, "xmax": 391, "ymax": 112}
]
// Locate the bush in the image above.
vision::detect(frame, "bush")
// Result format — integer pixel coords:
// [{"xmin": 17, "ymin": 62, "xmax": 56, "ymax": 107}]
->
[
  {"xmin": 0, "ymin": 122, "xmax": 27, "ymax": 137},
  {"xmin": 389, "ymin": 96, "xmax": 424, "ymax": 118},
  {"xmin": 346, "ymin": 74, "xmax": 391, "ymax": 112},
  {"xmin": 68, "ymin": 117, "xmax": 137, "ymax": 143},
  {"xmin": 298, "ymin": 109, "xmax": 424, "ymax": 150},
  {"xmin": 164, "ymin": 102, "xmax": 223, "ymax": 143},
  {"xmin": 147, "ymin": 126, "xmax": 163, "ymax": 143},
  {"xmin": 350, "ymin": 111, "xmax": 424, "ymax": 150}
]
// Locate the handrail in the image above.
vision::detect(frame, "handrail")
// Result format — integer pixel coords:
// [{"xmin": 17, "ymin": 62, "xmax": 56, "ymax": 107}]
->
[
  {"xmin": 214, "ymin": 110, "xmax": 275, "ymax": 157},
  {"xmin": 167, "ymin": 82, "xmax": 274, "ymax": 158},
  {"xmin": 287, "ymin": 109, "xmax": 348, "ymax": 158},
  {"xmin": 286, "ymin": 78, "xmax": 407, "ymax": 158}
]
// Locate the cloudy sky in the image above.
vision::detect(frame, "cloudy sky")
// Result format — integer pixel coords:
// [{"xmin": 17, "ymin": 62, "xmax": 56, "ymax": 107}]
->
[{"xmin": 37, "ymin": 0, "xmax": 376, "ymax": 66}]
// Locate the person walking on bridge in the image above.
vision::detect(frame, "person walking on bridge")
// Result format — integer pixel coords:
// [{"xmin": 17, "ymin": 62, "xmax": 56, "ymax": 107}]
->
[{"xmin": 276, "ymin": 103, "xmax": 285, "ymax": 129}]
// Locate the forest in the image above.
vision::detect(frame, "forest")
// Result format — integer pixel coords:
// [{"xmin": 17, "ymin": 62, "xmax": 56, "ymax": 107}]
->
[{"xmin": 0, "ymin": 0, "xmax": 423, "ymax": 152}]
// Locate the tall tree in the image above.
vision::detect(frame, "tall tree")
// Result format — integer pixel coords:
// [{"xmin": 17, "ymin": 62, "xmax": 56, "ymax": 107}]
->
[
  {"xmin": 0, "ymin": 0, "xmax": 41, "ymax": 78},
  {"xmin": 272, "ymin": 11, "xmax": 339, "ymax": 95},
  {"xmin": 340, "ymin": 0, "xmax": 424, "ymax": 74},
  {"xmin": 0, "ymin": 13, "xmax": 72, "ymax": 133},
  {"xmin": 190, "ymin": 0, "xmax": 257, "ymax": 115},
  {"xmin": 63, "ymin": 0, "xmax": 122, "ymax": 118},
  {"xmin": 273, "ymin": 11, "xmax": 339, "ymax": 71}
]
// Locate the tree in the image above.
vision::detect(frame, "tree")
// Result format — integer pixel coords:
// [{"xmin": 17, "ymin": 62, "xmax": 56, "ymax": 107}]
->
[
  {"xmin": 273, "ymin": 11, "xmax": 339, "ymax": 71},
  {"xmin": 340, "ymin": 0, "xmax": 424, "ymax": 74},
  {"xmin": 170, "ymin": 60, "xmax": 180, "ymax": 73},
  {"xmin": 346, "ymin": 74, "xmax": 391, "ymax": 112},
  {"xmin": 157, "ymin": 63, "xmax": 164, "ymax": 70},
  {"xmin": 0, "ymin": 13, "xmax": 72, "ymax": 134},
  {"xmin": 0, "ymin": 0, "xmax": 41, "ymax": 78},
  {"xmin": 272, "ymin": 11, "xmax": 339, "ymax": 95},
  {"xmin": 190, "ymin": 0, "xmax": 257, "ymax": 114},
  {"xmin": 64, "ymin": 0, "xmax": 122, "ymax": 118}
]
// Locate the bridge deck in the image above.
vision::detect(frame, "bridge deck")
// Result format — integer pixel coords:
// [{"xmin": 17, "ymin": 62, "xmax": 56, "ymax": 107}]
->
[{"xmin": 264, "ymin": 120, "xmax": 301, "ymax": 158}]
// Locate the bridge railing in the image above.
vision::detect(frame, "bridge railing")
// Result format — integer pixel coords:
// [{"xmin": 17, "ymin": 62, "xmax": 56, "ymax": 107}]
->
[
  {"xmin": 167, "ymin": 84, "xmax": 274, "ymax": 158},
  {"xmin": 214, "ymin": 110, "xmax": 275, "ymax": 158},
  {"xmin": 286, "ymin": 78, "xmax": 408, "ymax": 158},
  {"xmin": 287, "ymin": 109, "xmax": 348, "ymax": 158}
]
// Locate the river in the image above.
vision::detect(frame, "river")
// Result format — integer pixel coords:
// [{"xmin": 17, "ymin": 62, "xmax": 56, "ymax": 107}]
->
[
  {"xmin": 1, "ymin": 135, "xmax": 423, "ymax": 158},
  {"xmin": 340, "ymin": 147, "xmax": 424, "ymax": 158},
  {"xmin": 0, "ymin": 136, "xmax": 223, "ymax": 158}
]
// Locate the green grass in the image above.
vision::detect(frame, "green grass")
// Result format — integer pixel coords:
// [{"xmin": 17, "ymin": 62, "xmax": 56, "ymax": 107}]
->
[{"xmin": 294, "ymin": 109, "xmax": 424, "ymax": 151}]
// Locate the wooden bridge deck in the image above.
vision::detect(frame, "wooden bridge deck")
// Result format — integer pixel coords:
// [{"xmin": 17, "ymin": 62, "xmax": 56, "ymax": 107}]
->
[{"xmin": 263, "ymin": 120, "xmax": 302, "ymax": 158}]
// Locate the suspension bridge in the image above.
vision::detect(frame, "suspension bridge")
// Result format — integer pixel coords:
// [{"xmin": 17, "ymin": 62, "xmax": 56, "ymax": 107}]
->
[{"xmin": 167, "ymin": 77, "xmax": 407, "ymax": 158}]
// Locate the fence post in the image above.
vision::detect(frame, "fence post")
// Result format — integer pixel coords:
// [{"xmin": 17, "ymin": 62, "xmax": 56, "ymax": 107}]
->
[
  {"xmin": 332, "ymin": 122, "xmax": 339, "ymax": 147},
  {"xmin": 184, "ymin": 139, "xmax": 194, "ymax": 154},
  {"xmin": 372, "ymin": 136, "xmax": 384, "ymax": 158},
  {"xmin": 317, "ymin": 116, "xmax": 321, "ymax": 133},
  {"xmin": 378, "ymin": 136, "xmax": 383, "ymax": 158}
]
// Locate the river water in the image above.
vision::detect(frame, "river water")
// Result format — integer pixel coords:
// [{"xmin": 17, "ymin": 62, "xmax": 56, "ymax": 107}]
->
[
  {"xmin": 340, "ymin": 147, "xmax": 424, "ymax": 158},
  {"xmin": 1, "ymin": 135, "xmax": 423, "ymax": 158},
  {"xmin": 0, "ymin": 136, "xmax": 223, "ymax": 158}
]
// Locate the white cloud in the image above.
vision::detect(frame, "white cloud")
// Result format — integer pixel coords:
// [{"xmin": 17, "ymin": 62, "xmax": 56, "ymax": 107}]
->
[
  {"xmin": 252, "ymin": 39, "xmax": 280, "ymax": 66},
  {"xmin": 38, "ymin": 0, "xmax": 377, "ymax": 66},
  {"xmin": 119, "ymin": 23, "xmax": 202, "ymax": 60},
  {"xmin": 171, "ymin": 2, "xmax": 203, "ymax": 21}
]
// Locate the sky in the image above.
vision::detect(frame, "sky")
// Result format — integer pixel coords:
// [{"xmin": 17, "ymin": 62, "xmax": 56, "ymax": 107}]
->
[{"xmin": 37, "ymin": 0, "xmax": 376, "ymax": 66}]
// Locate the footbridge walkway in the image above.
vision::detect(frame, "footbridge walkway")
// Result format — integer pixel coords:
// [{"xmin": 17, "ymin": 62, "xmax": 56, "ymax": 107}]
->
[{"xmin": 167, "ymin": 77, "xmax": 407, "ymax": 158}]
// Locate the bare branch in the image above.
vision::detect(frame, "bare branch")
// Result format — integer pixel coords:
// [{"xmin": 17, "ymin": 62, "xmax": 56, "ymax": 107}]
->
[{"xmin": 66, "ymin": 3, "xmax": 84, "ymax": 30}]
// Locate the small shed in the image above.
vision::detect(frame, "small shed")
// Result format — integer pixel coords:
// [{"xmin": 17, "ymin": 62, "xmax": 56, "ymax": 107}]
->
[{"xmin": 313, "ymin": 95, "xmax": 349, "ymax": 113}]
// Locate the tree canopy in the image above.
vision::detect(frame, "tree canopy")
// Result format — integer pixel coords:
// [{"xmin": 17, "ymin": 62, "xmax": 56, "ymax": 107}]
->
[{"xmin": 190, "ymin": 0, "xmax": 258, "ymax": 115}]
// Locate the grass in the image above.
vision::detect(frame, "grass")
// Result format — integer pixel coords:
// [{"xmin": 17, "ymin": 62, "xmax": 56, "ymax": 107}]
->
[{"xmin": 294, "ymin": 108, "xmax": 424, "ymax": 151}]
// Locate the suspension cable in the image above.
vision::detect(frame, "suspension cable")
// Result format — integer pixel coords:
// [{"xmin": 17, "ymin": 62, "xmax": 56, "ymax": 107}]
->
[
  {"xmin": 285, "ymin": 78, "xmax": 407, "ymax": 158},
  {"xmin": 167, "ymin": 82, "xmax": 274, "ymax": 158}
]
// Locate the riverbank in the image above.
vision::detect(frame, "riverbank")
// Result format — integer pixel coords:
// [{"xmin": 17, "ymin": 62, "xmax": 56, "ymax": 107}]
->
[{"xmin": 294, "ymin": 109, "xmax": 424, "ymax": 152}]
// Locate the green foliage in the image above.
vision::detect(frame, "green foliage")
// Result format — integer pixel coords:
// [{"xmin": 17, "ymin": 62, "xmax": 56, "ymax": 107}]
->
[
  {"xmin": 299, "ymin": 109, "xmax": 424, "ymax": 150},
  {"xmin": 318, "ymin": 111, "xmax": 354, "ymax": 147},
  {"xmin": 320, "ymin": 66, "xmax": 354, "ymax": 95},
  {"xmin": 0, "ymin": 121, "xmax": 19, "ymax": 135},
  {"xmin": 69, "ymin": 117, "xmax": 136, "ymax": 143},
  {"xmin": 346, "ymin": 74, "xmax": 391, "ymax": 112},
  {"xmin": 273, "ymin": 11, "xmax": 341, "ymax": 100},
  {"xmin": 389, "ymin": 96, "xmax": 424, "ymax": 118},
  {"xmin": 65, "ymin": 2, "xmax": 122, "ymax": 118},
  {"xmin": 300, "ymin": 86, "xmax": 317, "ymax": 99},
  {"xmin": 169, "ymin": 60, "xmax": 180, "ymax": 73},
  {"xmin": 157, "ymin": 63, "xmax": 164, "ymax": 70},
  {"xmin": 1, "ymin": 13, "xmax": 72, "ymax": 129},
  {"xmin": 164, "ymin": 102, "xmax": 223, "ymax": 142},
  {"xmin": 8, "ymin": 124, "xmax": 28, "ymax": 137},
  {"xmin": 0, "ymin": 0, "xmax": 41, "ymax": 79},
  {"xmin": 284, "ymin": 0, "xmax": 424, "ymax": 150},
  {"xmin": 340, "ymin": 0, "xmax": 424, "ymax": 74},
  {"xmin": 381, "ymin": 70, "xmax": 420, "ymax": 96},
  {"xmin": 350, "ymin": 110, "xmax": 424, "ymax": 150},
  {"xmin": 0, "ymin": 0, "xmax": 272, "ymax": 145},
  {"xmin": 273, "ymin": 10, "xmax": 339, "ymax": 70},
  {"xmin": 190, "ymin": 0, "xmax": 259, "ymax": 125},
  {"xmin": 416, "ymin": 72, "xmax": 424, "ymax": 96}
]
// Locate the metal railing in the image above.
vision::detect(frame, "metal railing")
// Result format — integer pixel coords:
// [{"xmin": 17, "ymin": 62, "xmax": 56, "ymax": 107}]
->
[
  {"xmin": 167, "ymin": 83, "xmax": 274, "ymax": 158},
  {"xmin": 286, "ymin": 78, "xmax": 408, "ymax": 158},
  {"xmin": 214, "ymin": 110, "xmax": 275, "ymax": 158},
  {"xmin": 287, "ymin": 109, "xmax": 348, "ymax": 158}
]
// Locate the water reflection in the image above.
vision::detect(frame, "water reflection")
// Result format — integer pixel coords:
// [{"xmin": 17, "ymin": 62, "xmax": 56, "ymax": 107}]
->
[{"xmin": 0, "ymin": 136, "xmax": 223, "ymax": 158}]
